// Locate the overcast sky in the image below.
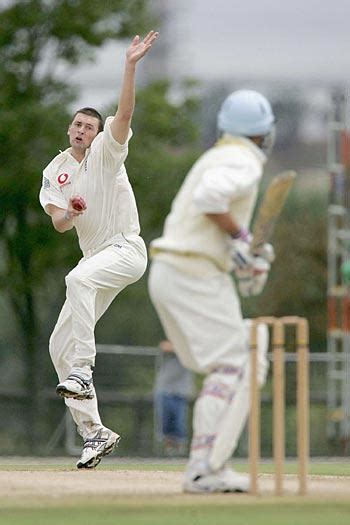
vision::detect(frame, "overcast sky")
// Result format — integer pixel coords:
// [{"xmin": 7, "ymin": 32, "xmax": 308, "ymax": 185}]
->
[
  {"xmin": 177, "ymin": 0, "xmax": 350, "ymax": 83},
  {"xmin": 68, "ymin": 0, "xmax": 350, "ymax": 108}
]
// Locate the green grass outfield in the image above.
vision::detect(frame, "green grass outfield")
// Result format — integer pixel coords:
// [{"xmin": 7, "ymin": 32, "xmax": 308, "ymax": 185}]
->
[
  {"xmin": 0, "ymin": 460, "xmax": 349, "ymax": 525},
  {"xmin": 1, "ymin": 500, "xmax": 350, "ymax": 525}
]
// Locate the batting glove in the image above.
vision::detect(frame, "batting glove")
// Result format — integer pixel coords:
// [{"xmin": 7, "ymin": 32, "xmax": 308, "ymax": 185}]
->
[
  {"xmin": 236, "ymin": 257, "xmax": 270, "ymax": 297},
  {"xmin": 230, "ymin": 228, "xmax": 254, "ymax": 271},
  {"xmin": 252, "ymin": 242, "xmax": 275, "ymax": 263}
]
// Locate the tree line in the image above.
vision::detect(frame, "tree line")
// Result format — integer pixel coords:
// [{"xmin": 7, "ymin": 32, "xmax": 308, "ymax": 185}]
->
[{"xmin": 0, "ymin": 1, "xmax": 326, "ymax": 451}]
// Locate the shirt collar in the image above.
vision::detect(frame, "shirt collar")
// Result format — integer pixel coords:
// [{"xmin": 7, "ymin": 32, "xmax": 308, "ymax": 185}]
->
[
  {"xmin": 216, "ymin": 133, "xmax": 267, "ymax": 164},
  {"xmin": 59, "ymin": 146, "xmax": 91, "ymax": 164}
]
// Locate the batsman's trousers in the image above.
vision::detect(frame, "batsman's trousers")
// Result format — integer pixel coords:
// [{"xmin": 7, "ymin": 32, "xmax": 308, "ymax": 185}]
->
[
  {"xmin": 148, "ymin": 259, "xmax": 248, "ymax": 374},
  {"xmin": 148, "ymin": 259, "xmax": 268, "ymax": 471}
]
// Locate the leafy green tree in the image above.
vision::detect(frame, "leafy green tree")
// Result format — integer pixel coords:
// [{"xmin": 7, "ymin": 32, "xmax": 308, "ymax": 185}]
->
[
  {"xmin": 0, "ymin": 0, "xmax": 152, "ymax": 449},
  {"xmin": 129, "ymin": 79, "xmax": 200, "ymax": 243},
  {"xmin": 241, "ymin": 184, "xmax": 327, "ymax": 350},
  {"xmin": 96, "ymin": 79, "xmax": 201, "ymax": 347}
]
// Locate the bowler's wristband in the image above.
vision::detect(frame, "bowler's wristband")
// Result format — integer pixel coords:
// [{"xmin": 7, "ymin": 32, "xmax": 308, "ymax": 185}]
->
[{"xmin": 64, "ymin": 210, "xmax": 73, "ymax": 221}]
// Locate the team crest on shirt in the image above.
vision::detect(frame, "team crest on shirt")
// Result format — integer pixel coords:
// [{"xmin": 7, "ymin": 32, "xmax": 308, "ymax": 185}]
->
[{"xmin": 57, "ymin": 173, "xmax": 71, "ymax": 187}]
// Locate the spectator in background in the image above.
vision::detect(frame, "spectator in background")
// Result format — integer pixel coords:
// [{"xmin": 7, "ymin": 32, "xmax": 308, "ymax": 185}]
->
[{"xmin": 154, "ymin": 340, "xmax": 195, "ymax": 456}]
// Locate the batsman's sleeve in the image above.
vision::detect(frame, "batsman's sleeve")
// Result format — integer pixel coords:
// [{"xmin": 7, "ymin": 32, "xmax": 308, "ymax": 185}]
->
[
  {"xmin": 193, "ymin": 163, "xmax": 259, "ymax": 214},
  {"xmin": 97, "ymin": 116, "xmax": 133, "ymax": 173},
  {"xmin": 39, "ymin": 172, "xmax": 67, "ymax": 214}
]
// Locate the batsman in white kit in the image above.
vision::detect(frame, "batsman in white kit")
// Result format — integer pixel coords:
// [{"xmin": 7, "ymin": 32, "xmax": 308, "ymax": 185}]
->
[
  {"xmin": 148, "ymin": 90, "xmax": 276, "ymax": 493},
  {"xmin": 39, "ymin": 31, "xmax": 158, "ymax": 469}
]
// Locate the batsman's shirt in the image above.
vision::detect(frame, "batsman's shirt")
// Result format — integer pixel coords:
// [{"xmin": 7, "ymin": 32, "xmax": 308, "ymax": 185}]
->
[
  {"xmin": 39, "ymin": 117, "xmax": 140, "ymax": 256},
  {"xmin": 150, "ymin": 135, "xmax": 266, "ymax": 274}
]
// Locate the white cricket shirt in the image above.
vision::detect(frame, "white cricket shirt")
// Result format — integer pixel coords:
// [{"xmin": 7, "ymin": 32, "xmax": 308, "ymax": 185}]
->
[
  {"xmin": 39, "ymin": 117, "xmax": 140, "ymax": 256},
  {"xmin": 150, "ymin": 136, "xmax": 266, "ymax": 273}
]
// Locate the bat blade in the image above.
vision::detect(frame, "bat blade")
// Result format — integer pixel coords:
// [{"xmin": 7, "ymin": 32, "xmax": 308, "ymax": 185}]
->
[{"xmin": 250, "ymin": 170, "xmax": 296, "ymax": 252}]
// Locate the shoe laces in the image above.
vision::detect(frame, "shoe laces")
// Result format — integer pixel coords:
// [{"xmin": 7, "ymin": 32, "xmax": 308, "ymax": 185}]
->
[
  {"xmin": 83, "ymin": 438, "xmax": 106, "ymax": 451},
  {"xmin": 83, "ymin": 428, "xmax": 110, "ymax": 450},
  {"xmin": 67, "ymin": 373, "xmax": 92, "ymax": 388}
]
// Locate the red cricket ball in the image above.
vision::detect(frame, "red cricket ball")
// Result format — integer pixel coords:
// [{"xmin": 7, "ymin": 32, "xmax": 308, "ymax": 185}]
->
[{"xmin": 71, "ymin": 197, "xmax": 84, "ymax": 211}]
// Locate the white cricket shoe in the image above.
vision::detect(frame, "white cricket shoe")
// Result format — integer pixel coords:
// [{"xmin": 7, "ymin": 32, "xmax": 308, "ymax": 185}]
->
[
  {"xmin": 183, "ymin": 466, "xmax": 249, "ymax": 494},
  {"xmin": 77, "ymin": 427, "xmax": 121, "ymax": 469},
  {"xmin": 56, "ymin": 366, "xmax": 94, "ymax": 400}
]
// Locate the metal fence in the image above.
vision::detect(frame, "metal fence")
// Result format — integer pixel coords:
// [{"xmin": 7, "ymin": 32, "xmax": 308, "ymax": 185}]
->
[
  {"xmin": 0, "ymin": 346, "xmax": 349, "ymax": 457},
  {"xmin": 50, "ymin": 347, "xmax": 350, "ymax": 458}
]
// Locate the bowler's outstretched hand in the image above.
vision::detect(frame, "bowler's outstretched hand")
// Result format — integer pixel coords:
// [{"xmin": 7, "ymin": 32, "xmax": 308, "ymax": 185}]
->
[{"xmin": 126, "ymin": 30, "xmax": 159, "ymax": 64}]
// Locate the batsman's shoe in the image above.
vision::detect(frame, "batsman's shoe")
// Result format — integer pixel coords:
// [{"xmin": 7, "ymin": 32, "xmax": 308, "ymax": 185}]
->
[
  {"xmin": 77, "ymin": 427, "xmax": 121, "ymax": 469},
  {"xmin": 183, "ymin": 467, "xmax": 249, "ymax": 494},
  {"xmin": 56, "ymin": 366, "xmax": 94, "ymax": 400}
]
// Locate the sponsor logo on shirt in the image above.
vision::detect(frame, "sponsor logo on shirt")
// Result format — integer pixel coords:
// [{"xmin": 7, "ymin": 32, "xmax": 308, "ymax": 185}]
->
[{"xmin": 57, "ymin": 173, "xmax": 71, "ymax": 186}]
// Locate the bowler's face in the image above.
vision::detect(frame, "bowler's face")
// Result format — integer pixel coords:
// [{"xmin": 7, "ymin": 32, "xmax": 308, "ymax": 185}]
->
[{"xmin": 68, "ymin": 113, "xmax": 100, "ymax": 151}]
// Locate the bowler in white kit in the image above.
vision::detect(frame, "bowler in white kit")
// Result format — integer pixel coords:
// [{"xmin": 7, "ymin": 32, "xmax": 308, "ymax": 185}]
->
[{"xmin": 39, "ymin": 31, "xmax": 158, "ymax": 469}]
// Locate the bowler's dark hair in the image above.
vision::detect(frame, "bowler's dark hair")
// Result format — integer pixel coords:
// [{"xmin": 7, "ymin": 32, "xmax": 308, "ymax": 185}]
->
[{"xmin": 72, "ymin": 107, "xmax": 104, "ymax": 132}]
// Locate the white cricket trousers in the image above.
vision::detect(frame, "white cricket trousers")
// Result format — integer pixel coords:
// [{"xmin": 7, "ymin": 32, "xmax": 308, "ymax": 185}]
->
[
  {"xmin": 49, "ymin": 233, "xmax": 147, "ymax": 439},
  {"xmin": 148, "ymin": 260, "xmax": 268, "ymax": 472}
]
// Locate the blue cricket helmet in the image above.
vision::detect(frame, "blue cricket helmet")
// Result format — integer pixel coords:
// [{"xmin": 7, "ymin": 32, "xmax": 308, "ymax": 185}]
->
[{"xmin": 217, "ymin": 90, "xmax": 275, "ymax": 137}]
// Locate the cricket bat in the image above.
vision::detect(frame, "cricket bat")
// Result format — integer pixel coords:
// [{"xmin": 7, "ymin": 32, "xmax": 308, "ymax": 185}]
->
[{"xmin": 250, "ymin": 170, "xmax": 297, "ymax": 253}]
